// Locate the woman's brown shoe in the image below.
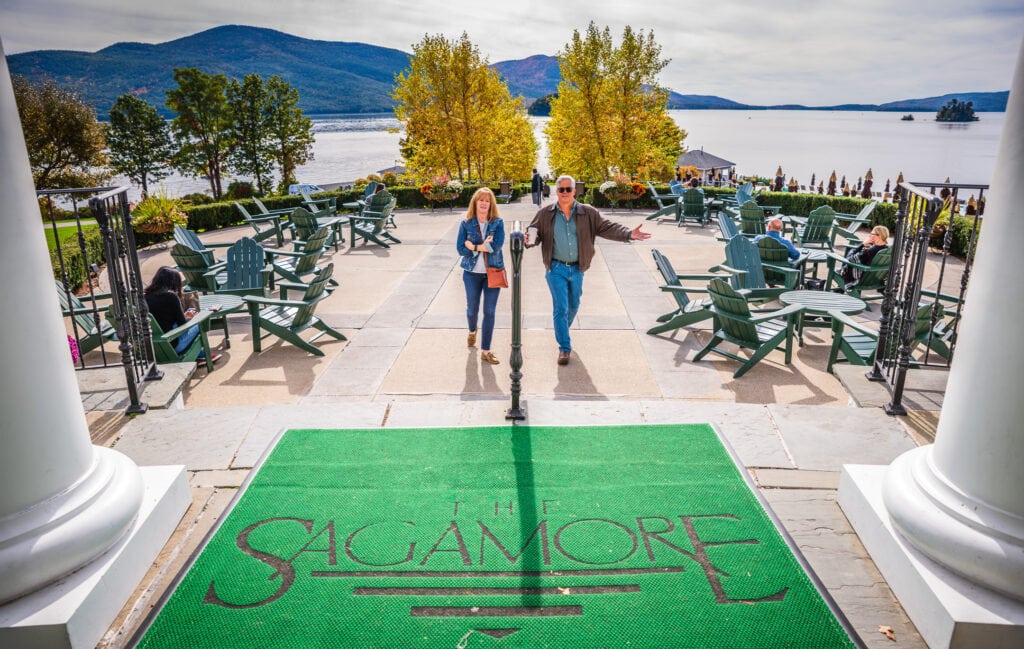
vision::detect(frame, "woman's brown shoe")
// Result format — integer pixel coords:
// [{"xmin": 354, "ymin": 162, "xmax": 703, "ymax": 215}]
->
[
  {"xmin": 467, "ymin": 331, "xmax": 476, "ymax": 347},
  {"xmin": 481, "ymin": 351, "xmax": 500, "ymax": 365}
]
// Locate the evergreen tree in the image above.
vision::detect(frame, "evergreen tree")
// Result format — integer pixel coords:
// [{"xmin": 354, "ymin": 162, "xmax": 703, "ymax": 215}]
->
[
  {"xmin": 106, "ymin": 94, "xmax": 173, "ymax": 197},
  {"xmin": 13, "ymin": 75, "xmax": 108, "ymax": 189},
  {"xmin": 393, "ymin": 33, "xmax": 536, "ymax": 182},
  {"xmin": 226, "ymin": 74, "xmax": 275, "ymax": 195},
  {"xmin": 936, "ymin": 97, "xmax": 979, "ymax": 122},
  {"xmin": 264, "ymin": 76, "xmax": 314, "ymax": 194},
  {"xmin": 546, "ymin": 23, "xmax": 684, "ymax": 181},
  {"xmin": 166, "ymin": 68, "xmax": 231, "ymax": 199}
]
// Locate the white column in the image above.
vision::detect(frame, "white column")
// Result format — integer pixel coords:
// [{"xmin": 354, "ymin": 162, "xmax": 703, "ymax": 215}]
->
[
  {"xmin": 0, "ymin": 38, "xmax": 143, "ymax": 604},
  {"xmin": 880, "ymin": 41, "xmax": 1024, "ymax": 601}
]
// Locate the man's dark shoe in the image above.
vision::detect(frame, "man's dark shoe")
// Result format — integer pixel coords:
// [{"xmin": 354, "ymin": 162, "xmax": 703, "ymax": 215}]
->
[{"xmin": 557, "ymin": 351, "xmax": 570, "ymax": 366}]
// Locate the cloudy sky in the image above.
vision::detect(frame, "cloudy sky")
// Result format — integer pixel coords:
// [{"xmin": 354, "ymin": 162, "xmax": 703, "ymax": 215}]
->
[{"xmin": 2, "ymin": 0, "xmax": 1021, "ymax": 105}]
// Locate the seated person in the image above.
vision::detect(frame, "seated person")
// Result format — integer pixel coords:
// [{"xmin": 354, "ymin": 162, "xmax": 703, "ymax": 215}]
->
[
  {"xmin": 841, "ymin": 225, "xmax": 889, "ymax": 286},
  {"xmin": 753, "ymin": 217, "xmax": 800, "ymax": 260},
  {"xmin": 143, "ymin": 267, "xmax": 220, "ymax": 363},
  {"xmin": 668, "ymin": 178, "xmax": 683, "ymax": 195}
]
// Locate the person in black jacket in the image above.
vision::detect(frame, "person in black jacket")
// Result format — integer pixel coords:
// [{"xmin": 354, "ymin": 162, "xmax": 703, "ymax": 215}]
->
[
  {"xmin": 841, "ymin": 225, "xmax": 889, "ymax": 286},
  {"xmin": 143, "ymin": 267, "xmax": 218, "ymax": 362},
  {"xmin": 531, "ymin": 169, "xmax": 545, "ymax": 207}
]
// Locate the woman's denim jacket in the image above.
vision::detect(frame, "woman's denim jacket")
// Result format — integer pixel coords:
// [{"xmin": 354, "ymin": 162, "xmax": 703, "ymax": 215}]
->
[{"xmin": 456, "ymin": 217, "xmax": 505, "ymax": 272}]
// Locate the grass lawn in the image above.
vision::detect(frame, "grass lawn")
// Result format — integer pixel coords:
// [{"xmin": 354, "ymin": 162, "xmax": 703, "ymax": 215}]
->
[{"xmin": 44, "ymin": 222, "xmax": 99, "ymax": 251}]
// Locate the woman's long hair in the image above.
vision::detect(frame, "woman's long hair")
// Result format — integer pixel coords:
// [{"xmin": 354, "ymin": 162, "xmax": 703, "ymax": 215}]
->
[
  {"xmin": 464, "ymin": 187, "xmax": 499, "ymax": 222},
  {"xmin": 144, "ymin": 266, "xmax": 184, "ymax": 301}
]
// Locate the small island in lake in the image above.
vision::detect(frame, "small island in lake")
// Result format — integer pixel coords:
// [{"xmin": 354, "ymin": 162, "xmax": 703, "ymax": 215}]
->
[
  {"xmin": 935, "ymin": 98, "xmax": 979, "ymax": 122},
  {"xmin": 901, "ymin": 114, "xmax": 914, "ymax": 121}
]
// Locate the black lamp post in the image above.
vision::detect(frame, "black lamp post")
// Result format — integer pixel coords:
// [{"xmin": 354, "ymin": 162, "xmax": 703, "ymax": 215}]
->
[{"xmin": 506, "ymin": 221, "xmax": 526, "ymax": 420}]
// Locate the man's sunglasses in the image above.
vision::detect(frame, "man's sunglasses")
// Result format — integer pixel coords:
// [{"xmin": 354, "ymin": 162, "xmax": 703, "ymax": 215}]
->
[{"xmin": 556, "ymin": 187, "xmax": 574, "ymax": 193}]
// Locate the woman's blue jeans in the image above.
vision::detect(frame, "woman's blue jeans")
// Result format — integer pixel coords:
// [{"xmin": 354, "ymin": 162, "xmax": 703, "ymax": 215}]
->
[
  {"xmin": 545, "ymin": 261, "xmax": 584, "ymax": 352},
  {"xmin": 173, "ymin": 323, "xmax": 201, "ymax": 356},
  {"xmin": 463, "ymin": 271, "xmax": 500, "ymax": 350}
]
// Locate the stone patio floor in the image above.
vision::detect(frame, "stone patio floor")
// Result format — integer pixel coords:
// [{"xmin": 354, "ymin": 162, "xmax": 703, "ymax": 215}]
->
[{"xmin": 77, "ymin": 198, "xmax": 958, "ymax": 649}]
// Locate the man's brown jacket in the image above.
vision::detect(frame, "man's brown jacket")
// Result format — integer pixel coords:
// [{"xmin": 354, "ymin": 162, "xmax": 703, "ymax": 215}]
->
[{"xmin": 527, "ymin": 202, "xmax": 632, "ymax": 272}]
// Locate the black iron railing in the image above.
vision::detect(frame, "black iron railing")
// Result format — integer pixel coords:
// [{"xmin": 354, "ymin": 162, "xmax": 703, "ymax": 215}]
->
[
  {"xmin": 45, "ymin": 186, "xmax": 159, "ymax": 414},
  {"xmin": 869, "ymin": 181, "xmax": 983, "ymax": 415}
]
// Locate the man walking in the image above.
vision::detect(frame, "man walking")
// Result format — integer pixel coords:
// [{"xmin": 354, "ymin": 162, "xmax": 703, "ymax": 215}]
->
[
  {"xmin": 526, "ymin": 175, "xmax": 651, "ymax": 365},
  {"xmin": 531, "ymin": 168, "xmax": 544, "ymax": 206}
]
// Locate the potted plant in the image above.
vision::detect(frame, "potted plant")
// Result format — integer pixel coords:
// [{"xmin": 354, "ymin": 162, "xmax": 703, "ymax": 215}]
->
[
  {"xmin": 420, "ymin": 176, "xmax": 463, "ymax": 209},
  {"xmin": 131, "ymin": 191, "xmax": 188, "ymax": 236},
  {"xmin": 599, "ymin": 174, "xmax": 646, "ymax": 208}
]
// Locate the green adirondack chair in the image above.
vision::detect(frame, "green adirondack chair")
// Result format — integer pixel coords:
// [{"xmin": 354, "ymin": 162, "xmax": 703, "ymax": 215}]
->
[
  {"xmin": 831, "ymin": 200, "xmax": 878, "ymax": 249},
  {"xmin": 738, "ymin": 201, "xmax": 768, "ymax": 237},
  {"xmin": 716, "ymin": 211, "xmax": 740, "ymax": 242},
  {"xmin": 792, "ymin": 205, "xmax": 836, "ymax": 250},
  {"xmin": 290, "ymin": 206, "xmax": 347, "ymax": 251},
  {"xmin": 826, "ymin": 302, "xmax": 951, "ymax": 373},
  {"xmin": 107, "ymin": 301, "xmax": 217, "ymax": 372},
  {"xmin": 56, "ymin": 281, "xmax": 117, "ymax": 355},
  {"xmin": 644, "ymin": 182, "xmax": 682, "ymax": 221},
  {"xmin": 235, "ymin": 201, "xmax": 288, "ymax": 247},
  {"xmin": 148, "ymin": 309, "xmax": 217, "ymax": 371},
  {"xmin": 646, "ymin": 249, "xmax": 722, "ymax": 336},
  {"xmin": 720, "ymin": 181, "xmax": 753, "ymax": 211},
  {"xmin": 710, "ymin": 235, "xmax": 801, "ymax": 301},
  {"xmin": 300, "ymin": 189, "xmax": 337, "ymax": 213},
  {"xmin": 678, "ymin": 188, "xmax": 710, "ymax": 227},
  {"xmin": 173, "ymin": 226, "xmax": 233, "ymax": 265},
  {"xmin": 170, "ymin": 243, "xmax": 227, "ymax": 293},
  {"xmin": 244, "ymin": 263, "xmax": 347, "ymax": 356},
  {"xmin": 755, "ymin": 236, "xmax": 805, "ymax": 286},
  {"xmin": 266, "ymin": 226, "xmax": 338, "ymax": 287},
  {"xmin": 823, "ymin": 246, "xmax": 892, "ymax": 309},
  {"xmin": 692, "ymin": 278, "xmax": 805, "ymax": 378},
  {"xmin": 341, "ymin": 181, "xmax": 379, "ymax": 212},
  {"xmin": 209, "ymin": 237, "xmax": 272, "ymax": 298},
  {"xmin": 350, "ymin": 194, "xmax": 401, "ymax": 248}
]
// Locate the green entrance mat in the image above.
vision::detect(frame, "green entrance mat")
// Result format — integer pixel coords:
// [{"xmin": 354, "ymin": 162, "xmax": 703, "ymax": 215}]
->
[{"xmin": 137, "ymin": 425, "xmax": 861, "ymax": 648}]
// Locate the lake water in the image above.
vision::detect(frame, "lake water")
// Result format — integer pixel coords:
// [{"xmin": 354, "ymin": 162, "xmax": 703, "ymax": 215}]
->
[{"xmin": 138, "ymin": 109, "xmax": 1004, "ymax": 200}]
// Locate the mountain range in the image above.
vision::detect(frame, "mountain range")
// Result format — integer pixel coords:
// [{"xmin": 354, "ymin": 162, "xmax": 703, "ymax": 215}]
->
[{"xmin": 6, "ymin": 25, "xmax": 1009, "ymax": 117}]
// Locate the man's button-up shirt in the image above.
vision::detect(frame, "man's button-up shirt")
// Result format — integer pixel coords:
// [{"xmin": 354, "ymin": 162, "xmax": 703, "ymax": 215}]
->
[{"xmin": 551, "ymin": 201, "xmax": 579, "ymax": 263}]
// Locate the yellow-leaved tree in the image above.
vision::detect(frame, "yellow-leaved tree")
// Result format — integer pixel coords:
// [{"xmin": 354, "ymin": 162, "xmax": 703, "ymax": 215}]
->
[
  {"xmin": 393, "ymin": 33, "xmax": 536, "ymax": 183},
  {"xmin": 547, "ymin": 23, "xmax": 684, "ymax": 181}
]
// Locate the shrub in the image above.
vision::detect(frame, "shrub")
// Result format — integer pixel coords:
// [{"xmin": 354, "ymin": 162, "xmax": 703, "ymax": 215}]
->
[
  {"xmin": 181, "ymin": 192, "xmax": 214, "ymax": 206},
  {"xmin": 929, "ymin": 209, "xmax": 980, "ymax": 259},
  {"xmin": 225, "ymin": 181, "xmax": 254, "ymax": 200},
  {"xmin": 50, "ymin": 227, "xmax": 105, "ymax": 289}
]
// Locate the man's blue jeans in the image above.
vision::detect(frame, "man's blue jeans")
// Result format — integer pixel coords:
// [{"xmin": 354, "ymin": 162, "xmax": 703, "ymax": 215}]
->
[
  {"xmin": 545, "ymin": 261, "xmax": 584, "ymax": 352},
  {"xmin": 463, "ymin": 271, "xmax": 500, "ymax": 350}
]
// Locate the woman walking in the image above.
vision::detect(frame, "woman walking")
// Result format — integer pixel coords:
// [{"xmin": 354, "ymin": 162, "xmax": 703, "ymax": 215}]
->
[{"xmin": 456, "ymin": 187, "xmax": 506, "ymax": 365}]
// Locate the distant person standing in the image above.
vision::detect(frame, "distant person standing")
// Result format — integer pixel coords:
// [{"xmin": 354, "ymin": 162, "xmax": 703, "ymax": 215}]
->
[
  {"xmin": 525, "ymin": 175, "xmax": 650, "ymax": 365},
  {"xmin": 531, "ymin": 168, "xmax": 544, "ymax": 206}
]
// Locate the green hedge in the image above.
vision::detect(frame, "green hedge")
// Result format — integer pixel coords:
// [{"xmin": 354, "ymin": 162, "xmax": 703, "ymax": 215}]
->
[
  {"xmin": 182, "ymin": 184, "xmax": 530, "ymax": 232},
  {"xmin": 590, "ymin": 184, "xmax": 899, "ymax": 230}
]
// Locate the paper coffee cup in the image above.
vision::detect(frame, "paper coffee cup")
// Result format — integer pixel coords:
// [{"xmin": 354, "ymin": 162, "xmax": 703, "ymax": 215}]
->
[{"xmin": 527, "ymin": 226, "xmax": 538, "ymax": 242}]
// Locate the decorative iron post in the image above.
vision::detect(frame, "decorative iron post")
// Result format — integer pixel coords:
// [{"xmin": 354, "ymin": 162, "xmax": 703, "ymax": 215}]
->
[{"xmin": 506, "ymin": 221, "xmax": 527, "ymax": 420}]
